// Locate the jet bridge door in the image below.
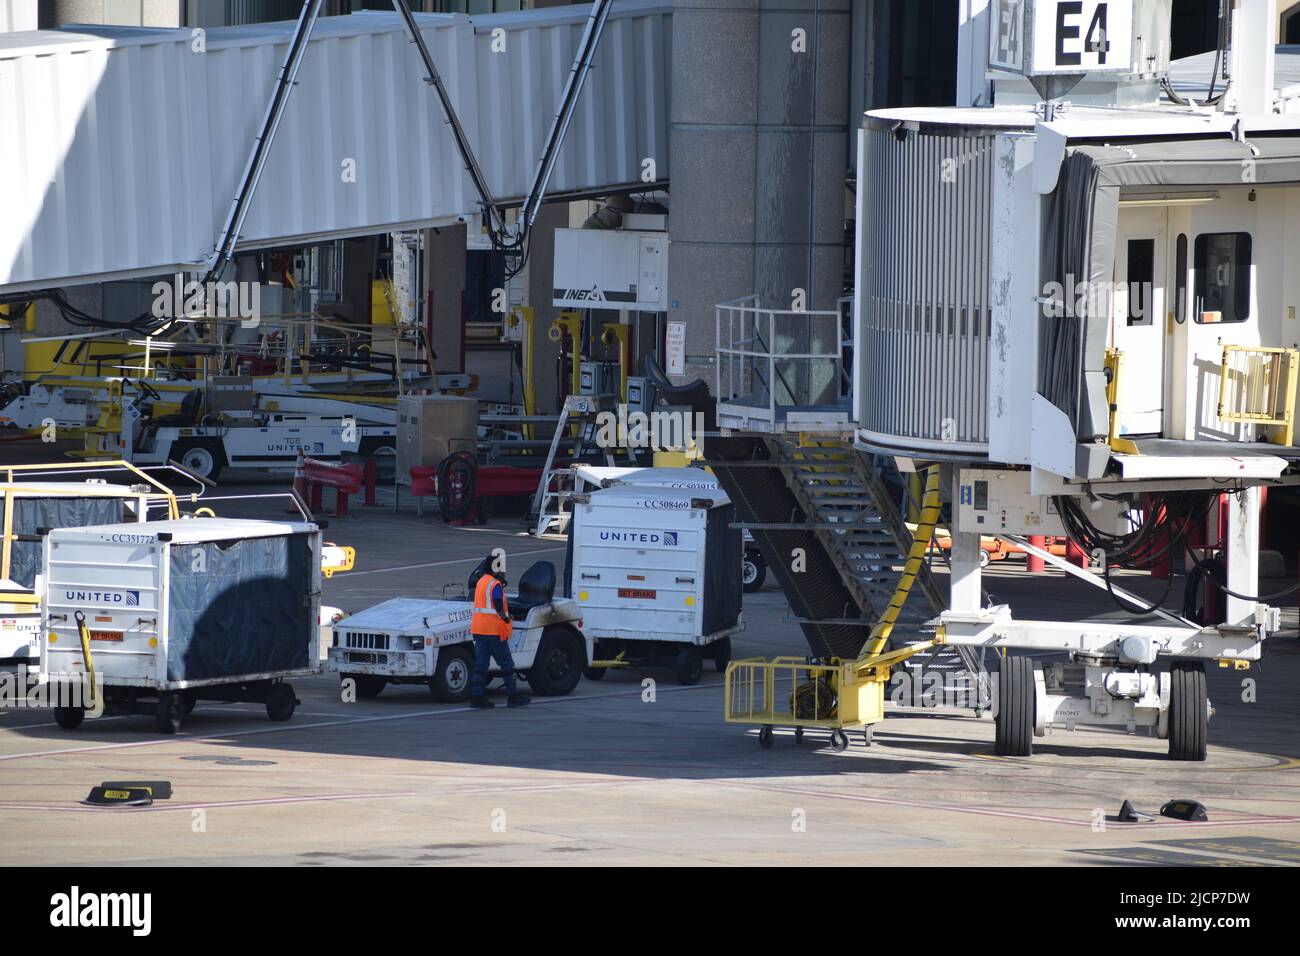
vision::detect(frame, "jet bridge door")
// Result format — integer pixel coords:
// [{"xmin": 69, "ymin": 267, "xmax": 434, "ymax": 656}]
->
[{"xmin": 1113, "ymin": 207, "xmax": 1169, "ymax": 436}]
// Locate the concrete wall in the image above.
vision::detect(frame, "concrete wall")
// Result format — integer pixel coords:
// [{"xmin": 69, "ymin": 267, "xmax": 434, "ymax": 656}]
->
[
  {"xmin": 667, "ymin": 0, "xmax": 851, "ymax": 389},
  {"xmin": 41, "ymin": 0, "xmax": 183, "ymax": 27}
]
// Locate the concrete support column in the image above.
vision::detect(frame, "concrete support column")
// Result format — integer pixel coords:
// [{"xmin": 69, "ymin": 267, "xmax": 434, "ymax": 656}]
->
[{"xmin": 669, "ymin": 1, "xmax": 851, "ymax": 389}]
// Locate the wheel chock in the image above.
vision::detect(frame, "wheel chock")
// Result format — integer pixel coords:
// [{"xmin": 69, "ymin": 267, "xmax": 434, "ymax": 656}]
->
[
  {"xmin": 1159, "ymin": 799, "xmax": 1208, "ymax": 822},
  {"xmin": 100, "ymin": 780, "xmax": 173, "ymax": 799},
  {"xmin": 82, "ymin": 786, "xmax": 154, "ymax": 807}
]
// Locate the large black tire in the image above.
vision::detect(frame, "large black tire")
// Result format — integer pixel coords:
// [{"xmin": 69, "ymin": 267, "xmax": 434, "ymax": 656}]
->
[
  {"xmin": 54, "ymin": 706, "xmax": 84, "ymax": 730},
  {"xmin": 1168, "ymin": 661, "xmax": 1208, "ymax": 761},
  {"xmin": 155, "ymin": 692, "xmax": 184, "ymax": 735},
  {"xmin": 266, "ymin": 683, "xmax": 297, "ymax": 722},
  {"xmin": 995, "ymin": 655, "xmax": 1034, "ymax": 757},
  {"xmin": 673, "ymin": 645, "xmax": 704, "ymax": 686},
  {"xmin": 742, "ymin": 549, "xmax": 766, "ymax": 593},
  {"xmin": 526, "ymin": 627, "xmax": 584, "ymax": 697},
  {"xmin": 713, "ymin": 636, "xmax": 732, "ymax": 673},
  {"xmin": 431, "ymin": 646, "xmax": 474, "ymax": 703},
  {"xmin": 345, "ymin": 673, "xmax": 387, "ymax": 699},
  {"xmin": 171, "ymin": 439, "xmax": 225, "ymax": 482}
]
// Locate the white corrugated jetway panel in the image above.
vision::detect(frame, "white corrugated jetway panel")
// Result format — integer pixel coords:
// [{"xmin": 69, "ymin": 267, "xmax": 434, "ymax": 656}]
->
[
  {"xmin": 852, "ymin": 105, "xmax": 1300, "ymax": 483},
  {"xmin": 0, "ymin": 2, "xmax": 671, "ymax": 293}
]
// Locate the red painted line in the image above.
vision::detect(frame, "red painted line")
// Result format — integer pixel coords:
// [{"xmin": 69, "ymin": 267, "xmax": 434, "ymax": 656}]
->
[
  {"xmin": 718, "ymin": 780, "xmax": 1300, "ymax": 830},
  {"xmin": 0, "ymin": 682, "xmax": 715, "ymax": 763},
  {"xmin": 0, "ymin": 790, "xmax": 420, "ymax": 813}
]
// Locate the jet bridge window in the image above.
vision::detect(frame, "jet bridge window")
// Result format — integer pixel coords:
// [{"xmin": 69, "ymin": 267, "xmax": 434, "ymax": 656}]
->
[
  {"xmin": 1125, "ymin": 238, "xmax": 1155, "ymax": 326},
  {"xmin": 1194, "ymin": 232, "xmax": 1252, "ymax": 324}
]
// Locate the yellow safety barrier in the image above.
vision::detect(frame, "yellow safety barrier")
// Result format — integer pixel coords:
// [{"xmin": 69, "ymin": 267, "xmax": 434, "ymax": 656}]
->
[{"xmin": 1217, "ymin": 345, "xmax": 1299, "ymax": 446}]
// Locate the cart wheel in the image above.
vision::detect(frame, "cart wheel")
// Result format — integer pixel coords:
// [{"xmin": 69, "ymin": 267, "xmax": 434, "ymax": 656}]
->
[
  {"xmin": 794, "ymin": 727, "xmax": 804, "ymax": 744},
  {"xmin": 266, "ymin": 683, "xmax": 297, "ymax": 722},
  {"xmin": 829, "ymin": 729, "xmax": 849, "ymax": 752},
  {"xmin": 758, "ymin": 725, "xmax": 774, "ymax": 749},
  {"xmin": 713, "ymin": 636, "xmax": 732, "ymax": 673},
  {"xmin": 673, "ymin": 646, "xmax": 704, "ymax": 686},
  {"xmin": 55, "ymin": 706, "xmax": 84, "ymax": 730},
  {"xmin": 155, "ymin": 693, "xmax": 184, "ymax": 734}
]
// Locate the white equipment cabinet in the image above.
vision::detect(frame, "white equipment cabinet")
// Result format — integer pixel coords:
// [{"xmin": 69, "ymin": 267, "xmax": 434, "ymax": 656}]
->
[
  {"xmin": 327, "ymin": 559, "xmax": 589, "ymax": 700},
  {"xmin": 40, "ymin": 518, "xmax": 322, "ymax": 733},
  {"xmin": 568, "ymin": 486, "xmax": 743, "ymax": 684}
]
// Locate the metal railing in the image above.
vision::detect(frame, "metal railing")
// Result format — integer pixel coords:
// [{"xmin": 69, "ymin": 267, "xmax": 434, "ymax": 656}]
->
[
  {"xmin": 715, "ymin": 295, "xmax": 847, "ymax": 424},
  {"xmin": 1217, "ymin": 345, "xmax": 1299, "ymax": 446}
]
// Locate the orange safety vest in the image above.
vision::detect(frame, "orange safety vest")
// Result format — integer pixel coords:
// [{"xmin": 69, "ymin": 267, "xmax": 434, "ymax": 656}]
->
[{"xmin": 471, "ymin": 573, "xmax": 511, "ymax": 640}]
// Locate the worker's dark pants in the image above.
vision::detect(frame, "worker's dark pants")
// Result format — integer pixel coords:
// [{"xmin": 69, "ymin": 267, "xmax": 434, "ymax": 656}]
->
[{"xmin": 472, "ymin": 634, "xmax": 517, "ymax": 697}]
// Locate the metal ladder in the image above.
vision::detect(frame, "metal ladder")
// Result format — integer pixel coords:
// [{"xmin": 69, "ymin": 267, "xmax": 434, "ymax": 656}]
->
[
  {"xmin": 529, "ymin": 393, "xmax": 624, "ymax": 536},
  {"xmin": 768, "ymin": 436, "xmax": 988, "ymax": 705}
]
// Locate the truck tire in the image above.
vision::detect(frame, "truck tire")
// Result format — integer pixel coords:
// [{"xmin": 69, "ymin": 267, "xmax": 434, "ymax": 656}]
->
[
  {"xmin": 742, "ymin": 549, "xmax": 766, "ymax": 592},
  {"xmin": 55, "ymin": 706, "xmax": 85, "ymax": 730},
  {"xmin": 345, "ymin": 674, "xmax": 386, "ymax": 699},
  {"xmin": 430, "ymin": 646, "xmax": 474, "ymax": 703},
  {"xmin": 673, "ymin": 645, "xmax": 704, "ymax": 686},
  {"xmin": 526, "ymin": 627, "xmax": 584, "ymax": 697},
  {"xmin": 994, "ymin": 655, "xmax": 1033, "ymax": 757},
  {"xmin": 266, "ymin": 683, "xmax": 297, "ymax": 722},
  {"xmin": 1168, "ymin": 661, "xmax": 1208, "ymax": 761},
  {"xmin": 172, "ymin": 440, "xmax": 225, "ymax": 482},
  {"xmin": 155, "ymin": 692, "xmax": 185, "ymax": 734}
]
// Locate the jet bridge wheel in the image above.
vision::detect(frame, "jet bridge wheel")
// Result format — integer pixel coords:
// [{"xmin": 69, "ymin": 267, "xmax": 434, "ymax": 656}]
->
[
  {"xmin": 1168, "ymin": 661, "xmax": 1208, "ymax": 762},
  {"xmin": 994, "ymin": 656, "xmax": 1034, "ymax": 757}
]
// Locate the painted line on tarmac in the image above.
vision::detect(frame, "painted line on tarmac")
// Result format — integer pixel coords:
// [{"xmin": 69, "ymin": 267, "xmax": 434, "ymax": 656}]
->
[
  {"xmin": 0, "ymin": 790, "xmax": 420, "ymax": 813},
  {"xmin": 973, "ymin": 750, "xmax": 1300, "ymax": 772},
  {"xmin": 343, "ymin": 546, "xmax": 565, "ymax": 577},
  {"xmin": 0, "ymin": 681, "xmax": 717, "ymax": 763},
  {"xmin": 718, "ymin": 780, "xmax": 1300, "ymax": 830}
]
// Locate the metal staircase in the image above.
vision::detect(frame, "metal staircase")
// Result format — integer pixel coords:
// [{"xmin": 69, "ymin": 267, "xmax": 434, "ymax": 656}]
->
[{"xmin": 764, "ymin": 436, "xmax": 987, "ymax": 703}]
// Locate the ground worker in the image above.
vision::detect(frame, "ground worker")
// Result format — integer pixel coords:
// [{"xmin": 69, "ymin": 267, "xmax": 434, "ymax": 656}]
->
[{"xmin": 469, "ymin": 557, "xmax": 530, "ymax": 709}]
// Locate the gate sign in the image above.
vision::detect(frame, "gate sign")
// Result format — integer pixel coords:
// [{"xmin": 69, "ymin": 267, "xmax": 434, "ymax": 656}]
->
[{"xmin": 990, "ymin": 0, "xmax": 1133, "ymax": 76}]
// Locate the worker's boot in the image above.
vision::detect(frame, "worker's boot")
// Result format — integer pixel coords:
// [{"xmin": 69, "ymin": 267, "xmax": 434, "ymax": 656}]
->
[
  {"xmin": 469, "ymin": 695, "xmax": 495, "ymax": 709},
  {"xmin": 507, "ymin": 693, "xmax": 531, "ymax": 708}
]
